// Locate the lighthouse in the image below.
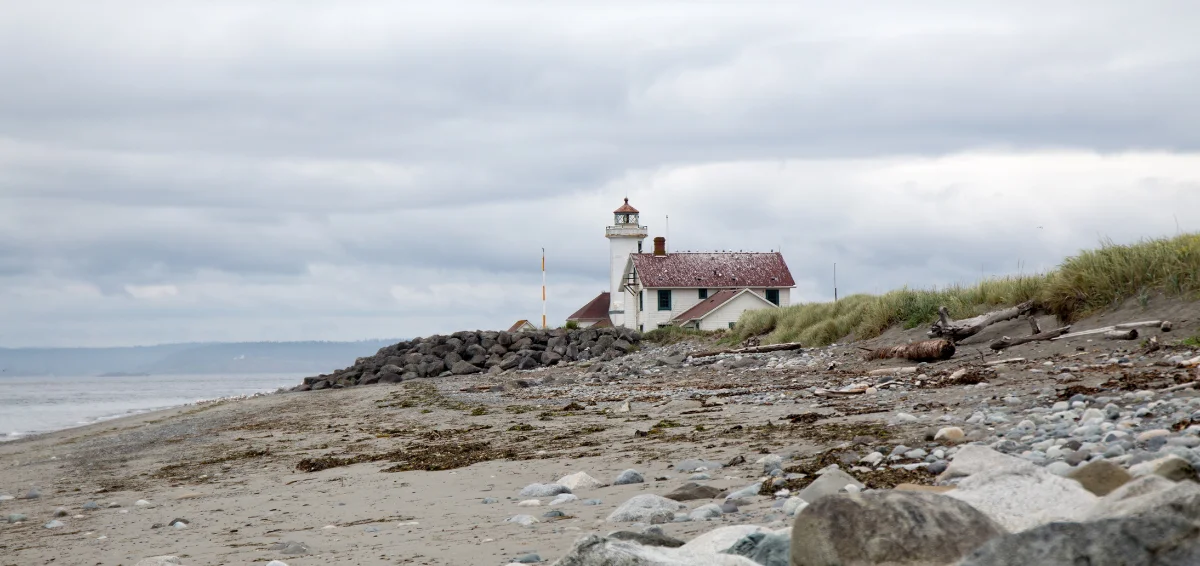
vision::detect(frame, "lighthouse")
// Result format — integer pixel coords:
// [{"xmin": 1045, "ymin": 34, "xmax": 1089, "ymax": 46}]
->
[{"xmin": 605, "ymin": 198, "xmax": 648, "ymax": 327}]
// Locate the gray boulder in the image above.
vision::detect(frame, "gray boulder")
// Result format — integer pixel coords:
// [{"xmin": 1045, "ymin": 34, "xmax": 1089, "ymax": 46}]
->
[
  {"xmin": 945, "ymin": 466, "xmax": 1098, "ymax": 532},
  {"xmin": 450, "ymin": 361, "xmax": 482, "ymax": 375},
  {"xmin": 958, "ymin": 513, "xmax": 1200, "ymax": 566},
  {"xmin": 608, "ymin": 531, "xmax": 686, "ymax": 548},
  {"xmin": 790, "ymin": 491, "xmax": 1006, "ymax": 566},
  {"xmin": 795, "ymin": 468, "xmax": 864, "ymax": 505},
  {"xmin": 606, "ymin": 494, "xmax": 687, "ymax": 523},
  {"xmin": 551, "ymin": 534, "xmax": 759, "ymax": 566},
  {"xmin": 520, "ymin": 483, "xmax": 572, "ymax": 497},
  {"xmin": 724, "ymin": 532, "xmax": 790, "ymax": 566},
  {"xmin": 664, "ymin": 483, "xmax": 724, "ymax": 502},
  {"xmin": 614, "ymin": 469, "xmax": 645, "ymax": 485}
]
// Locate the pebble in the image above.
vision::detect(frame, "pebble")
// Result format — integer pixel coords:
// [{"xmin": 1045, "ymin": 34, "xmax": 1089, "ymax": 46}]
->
[
  {"xmin": 44, "ymin": 520, "xmax": 64, "ymax": 529},
  {"xmin": 581, "ymin": 499, "xmax": 603, "ymax": 506},
  {"xmin": 482, "ymin": 498, "xmax": 499, "ymax": 504},
  {"xmin": 82, "ymin": 501, "xmax": 101, "ymax": 510},
  {"xmin": 7, "ymin": 513, "xmax": 28, "ymax": 523},
  {"xmin": 935, "ymin": 427, "xmax": 966, "ymax": 443},
  {"xmin": 265, "ymin": 562, "xmax": 289, "ymax": 566},
  {"xmin": 517, "ymin": 500, "xmax": 541, "ymax": 507},
  {"xmin": 53, "ymin": 507, "xmax": 68, "ymax": 517},
  {"xmin": 513, "ymin": 554, "xmax": 542, "ymax": 564}
]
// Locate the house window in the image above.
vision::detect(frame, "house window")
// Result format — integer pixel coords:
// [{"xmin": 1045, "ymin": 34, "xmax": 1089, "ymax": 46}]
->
[
  {"xmin": 729, "ymin": 322, "xmax": 736, "ymax": 329},
  {"xmin": 639, "ymin": 291, "xmax": 644, "ymax": 312},
  {"xmin": 766, "ymin": 289, "xmax": 780, "ymax": 305},
  {"xmin": 639, "ymin": 324, "xmax": 644, "ymax": 332},
  {"xmin": 657, "ymin": 289, "xmax": 672, "ymax": 311},
  {"xmin": 698, "ymin": 288, "xmax": 708, "ymax": 300},
  {"xmin": 638, "ymin": 241, "xmax": 643, "ymax": 253}
]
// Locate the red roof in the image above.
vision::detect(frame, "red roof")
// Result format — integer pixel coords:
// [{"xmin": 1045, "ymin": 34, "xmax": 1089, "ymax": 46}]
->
[
  {"xmin": 613, "ymin": 198, "xmax": 639, "ymax": 214},
  {"xmin": 672, "ymin": 289, "xmax": 742, "ymax": 322},
  {"xmin": 567, "ymin": 291, "xmax": 610, "ymax": 321},
  {"xmin": 631, "ymin": 252, "xmax": 795, "ymax": 288}
]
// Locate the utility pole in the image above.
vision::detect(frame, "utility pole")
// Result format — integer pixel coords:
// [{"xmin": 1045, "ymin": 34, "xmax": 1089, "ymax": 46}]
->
[{"xmin": 541, "ymin": 248, "xmax": 547, "ymax": 329}]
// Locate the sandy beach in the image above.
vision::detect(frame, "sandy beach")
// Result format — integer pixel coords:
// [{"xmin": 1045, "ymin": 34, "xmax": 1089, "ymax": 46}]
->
[{"xmin": 3, "ymin": 301, "xmax": 1200, "ymax": 565}]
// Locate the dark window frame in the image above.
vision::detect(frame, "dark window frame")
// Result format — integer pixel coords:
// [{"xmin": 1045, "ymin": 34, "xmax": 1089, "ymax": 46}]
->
[
  {"xmin": 765, "ymin": 289, "xmax": 780, "ymax": 305},
  {"xmin": 657, "ymin": 289, "xmax": 672, "ymax": 311},
  {"xmin": 639, "ymin": 291, "xmax": 644, "ymax": 312},
  {"xmin": 698, "ymin": 288, "xmax": 708, "ymax": 300}
]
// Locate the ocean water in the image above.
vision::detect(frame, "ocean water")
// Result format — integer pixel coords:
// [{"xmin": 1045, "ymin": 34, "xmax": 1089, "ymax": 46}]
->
[{"xmin": 0, "ymin": 373, "xmax": 305, "ymax": 441}]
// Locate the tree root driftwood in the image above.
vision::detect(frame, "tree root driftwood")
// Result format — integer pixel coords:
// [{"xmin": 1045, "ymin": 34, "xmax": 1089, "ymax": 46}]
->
[
  {"xmin": 692, "ymin": 341, "xmax": 804, "ymax": 359},
  {"xmin": 929, "ymin": 301, "xmax": 1034, "ymax": 342},
  {"xmin": 865, "ymin": 339, "xmax": 956, "ymax": 362}
]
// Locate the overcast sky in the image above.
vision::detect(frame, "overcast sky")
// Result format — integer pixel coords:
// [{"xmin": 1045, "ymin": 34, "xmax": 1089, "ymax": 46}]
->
[{"xmin": 2, "ymin": 1, "xmax": 1199, "ymax": 347}]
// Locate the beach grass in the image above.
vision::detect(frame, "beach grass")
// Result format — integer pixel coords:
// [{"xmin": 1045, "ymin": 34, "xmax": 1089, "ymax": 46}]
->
[{"xmin": 726, "ymin": 233, "xmax": 1200, "ymax": 347}]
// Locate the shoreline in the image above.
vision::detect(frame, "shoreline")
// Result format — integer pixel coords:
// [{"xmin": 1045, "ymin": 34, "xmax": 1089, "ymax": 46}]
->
[
  {"xmin": 3, "ymin": 314, "xmax": 1200, "ymax": 565},
  {"xmin": 0, "ymin": 374, "xmax": 299, "ymax": 445}
]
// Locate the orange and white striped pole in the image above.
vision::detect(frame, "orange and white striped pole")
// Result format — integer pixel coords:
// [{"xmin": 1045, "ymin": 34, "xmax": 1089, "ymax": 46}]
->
[{"xmin": 541, "ymin": 248, "xmax": 547, "ymax": 329}]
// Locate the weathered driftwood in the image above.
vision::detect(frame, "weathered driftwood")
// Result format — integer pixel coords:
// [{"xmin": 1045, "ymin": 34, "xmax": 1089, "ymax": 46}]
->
[
  {"xmin": 1160, "ymin": 380, "xmax": 1199, "ymax": 393},
  {"xmin": 928, "ymin": 301, "xmax": 1035, "ymax": 341},
  {"xmin": 1177, "ymin": 356, "xmax": 1200, "ymax": 369},
  {"xmin": 989, "ymin": 325, "xmax": 1072, "ymax": 350},
  {"xmin": 1103, "ymin": 329, "xmax": 1139, "ymax": 340},
  {"xmin": 813, "ymin": 388, "xmax": 867, "ymax": 397},
  {"xmin": 868, "ymin": 366, "xmax": 919, "ymax": 376},
  {"xmin": 866, "ymin": 339, "xmax": 956, "ymax": 362},
  {"xmin": 985, "ymin": 358, "xmax": 1027, "ymax": 366},
  {"xmin": 1051, "ymin": 320, "xmax": 1165, "ymax": 341},
  {"xmin": 691, "ymin": 341, "xmax": 804, "ymax": 358}
]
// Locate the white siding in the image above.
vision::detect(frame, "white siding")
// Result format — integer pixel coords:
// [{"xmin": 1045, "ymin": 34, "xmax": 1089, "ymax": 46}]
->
[
  {"xmin": 698, "ymin": 292, "xmax": 778, "ymax": 331},
  {"xmin": 608, "ymin": 237, "xmax": 643, "ymax": 327},
  {"xmin": 635, "ymin": 287, "xmax": 707, "ymax": 330}
]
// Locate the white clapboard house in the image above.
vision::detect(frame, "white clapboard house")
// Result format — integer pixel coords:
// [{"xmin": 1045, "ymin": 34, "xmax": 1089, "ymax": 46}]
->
[{"xmin": 567, "ymin": 199, "xmax": 795, "ymax": 332}]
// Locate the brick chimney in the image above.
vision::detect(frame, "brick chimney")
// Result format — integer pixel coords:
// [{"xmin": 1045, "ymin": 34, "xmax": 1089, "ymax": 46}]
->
[{"xmin": 653, "ymin": 236, "xmax": 666, "ymax": 256}]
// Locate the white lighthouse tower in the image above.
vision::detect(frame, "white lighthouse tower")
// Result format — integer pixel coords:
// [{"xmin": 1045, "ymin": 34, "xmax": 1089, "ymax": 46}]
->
[{"xmin": 606, "ymin": 198, "xmax": 647, "ymax": 328}]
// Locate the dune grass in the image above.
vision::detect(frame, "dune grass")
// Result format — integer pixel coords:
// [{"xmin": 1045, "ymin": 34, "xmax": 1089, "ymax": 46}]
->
[{"xmin": 726, "ymin": 233, "xmax": 1200, "ymax": 347}]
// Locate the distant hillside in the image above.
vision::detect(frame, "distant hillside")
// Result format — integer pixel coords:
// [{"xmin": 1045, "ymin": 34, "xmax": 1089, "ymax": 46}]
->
[{"xmin": 0, "ymin": 340, "xmax": 401, "ymax": 377}]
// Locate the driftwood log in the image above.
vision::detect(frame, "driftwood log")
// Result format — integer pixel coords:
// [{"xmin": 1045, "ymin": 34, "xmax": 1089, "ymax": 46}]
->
[
  {"xmin": 865, "ymin": 339, "xmax": 956, "ymax": 362},
  {"xmin": 1051, "ymin": 321, "xmax": 1166, "ymax": 342},
  {"xmin": 1103, "ymin": 329, "xmax": 1139, "ymax": 340},
  {"xmin": 989, "ymin": 325, "xmax": 1072, "ymax": 350},
  {"xmin": 692, "ymin": 341, "xmax": 804, "ymax": 358},
  {"xmin": 929, "ymin": 301, "xmax": 1035, "ymax": 342}
]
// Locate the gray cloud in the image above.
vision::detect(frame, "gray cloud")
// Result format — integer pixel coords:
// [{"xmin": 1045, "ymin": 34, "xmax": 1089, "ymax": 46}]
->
[{"xmin": 2, "ymin": 1, "xmax": 1200, "ymax": 346}]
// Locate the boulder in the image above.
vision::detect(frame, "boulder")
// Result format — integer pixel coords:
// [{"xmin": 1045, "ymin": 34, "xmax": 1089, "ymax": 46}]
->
[
  {"xmin": 682, "ymin": 526, "xmax": 774, "ymax": 554},
  {"xmin": 614, "ymin": 469, "xmax": 645, "ymax": 485},
  {"xmin": 550, "ymin": 534, "xmax": 760, "ymax": 566},
  {"xmin": 665, "ymin": 483, "xmax": 724, "ymax": 502},
  {"xmin": 607, "ymin": 494, "xmax": 687, "ymax": 523},
  {"xmin": 958, "ymin": 513, "xmax": 1200, "ymax": 566},
  {"xmin": 608, "ymin": 531, "xmax": 686, "ymax": 548},
  {"xmin": 500, "ymin": 354, "xmax": 521, "ymax": 371},
  {"xmin": 939, "ymin": 445, "xmax": 1037, "ymax": 482},
  {"xmin": 379, "ymin": 364, "xmax": 404, "ymax": 375},
  {"xmin": 790, "ymin": 491, "xmax": 1006, "ymax": 566},
  {"xmin": 723, "ymin": 532, "xmax": 789, "ymax": 566},
  {"xmin": 443, "ymin": 351, "xmax": 463, "ymax": 365},
  {"xmin": 1087, "ymin": 476, "xmax": 1200, "ymax": 521},
  {"xmin": 521, "ymin": 483, "xmax": 572, "ymax": 498},
  {"xmin": 359, "ymin": 374, "xmax": 382, "ymax": 386},
  {"xmin": 518, "ymin": 356, "xmax": 540, "ymax": 371},
  {"xmin": 378, "ymin": 372, "xmax": 403, "ymax": 384},
  {"xmin": 945, "ymin": 466, "xmax": 1098, "ymax": 532},
  {"xmin": 1130, "ymin": 455, "xmax": 1200, "ymax": 483},
  {"xmin": 795, "ymin": 469, "xmax": 864, "ymax": 505},
  {"xmin": 558, "ymin": 472, "xmax": 606, "ymax": 491},
  {"xmin": 1069, "ymin": 460, "xmax": 1133, "ymax": 496},
  {"xmin": 465, "ymin": 344, "xmax": 489, "ymax": 365},
  {"xmin": 450, "ymin": 361, "xmax": 482, "ymax": 375},
  {"xmin": 689, "ymin": 503, "xmax": 723, "ymax": 521}
]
